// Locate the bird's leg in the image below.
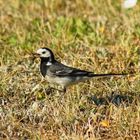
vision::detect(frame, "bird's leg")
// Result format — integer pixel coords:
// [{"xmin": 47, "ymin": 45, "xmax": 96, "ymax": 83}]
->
[{"xmin": 57, "ymin": 87, "xmax": 67, "ymax": 102}]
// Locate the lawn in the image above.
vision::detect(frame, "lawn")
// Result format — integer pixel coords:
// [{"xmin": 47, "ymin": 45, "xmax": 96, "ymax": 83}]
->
[{"xmin": 0, "ymin": 0, "xmax": 140, "ymax": 139}]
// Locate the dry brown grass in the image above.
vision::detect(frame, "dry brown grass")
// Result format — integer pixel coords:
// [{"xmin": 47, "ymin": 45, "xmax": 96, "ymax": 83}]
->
[{"xmin": 0, "ymin": 0, "xmax": 140, "ymax": 139}]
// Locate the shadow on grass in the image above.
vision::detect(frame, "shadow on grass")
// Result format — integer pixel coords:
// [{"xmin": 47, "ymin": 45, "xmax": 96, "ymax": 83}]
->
[{"xmin": 88, "ymin": 92, "xmax": 140, "ymax": 106}]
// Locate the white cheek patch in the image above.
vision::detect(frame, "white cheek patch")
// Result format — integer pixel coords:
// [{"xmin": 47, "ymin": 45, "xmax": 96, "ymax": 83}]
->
[
  {"xmin": 36, "ymin": 48, "xmax": 51, "ymax": 57},
  {"xmin": 44, "ymin": 51, "xmax": 51, "ymax": 57},
  {"xmin": 36, "ymin": 48, "xmax": 46, "ymax": 54}
]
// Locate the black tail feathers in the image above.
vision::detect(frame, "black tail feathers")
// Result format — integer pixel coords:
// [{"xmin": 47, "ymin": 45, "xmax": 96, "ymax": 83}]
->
[{"xmin": 88, "ymin": 73, "xmax": 128, "ymax": 77}]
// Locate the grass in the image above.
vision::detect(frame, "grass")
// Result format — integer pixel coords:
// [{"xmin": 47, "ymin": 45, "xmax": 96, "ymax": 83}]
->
[{"xmin": 0, "ymin": 0, "xmax": 140, "ymax": 139}]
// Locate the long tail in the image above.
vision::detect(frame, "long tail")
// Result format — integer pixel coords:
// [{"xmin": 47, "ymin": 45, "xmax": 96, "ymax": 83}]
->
[{"xmin": 89, "ymin": 73, "xmax": 127, "ymax": 77}]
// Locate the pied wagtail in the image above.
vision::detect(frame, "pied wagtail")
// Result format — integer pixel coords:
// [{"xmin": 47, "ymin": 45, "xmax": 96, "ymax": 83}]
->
[{"xmin": 33, "ymin": 48, "xmax": 126, "ymax": 92}]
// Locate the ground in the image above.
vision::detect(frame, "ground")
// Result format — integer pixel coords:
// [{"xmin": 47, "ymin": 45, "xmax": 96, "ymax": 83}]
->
[{"xmin": 0, "ymin": 0, "xmax": 140, "ymax": 139}]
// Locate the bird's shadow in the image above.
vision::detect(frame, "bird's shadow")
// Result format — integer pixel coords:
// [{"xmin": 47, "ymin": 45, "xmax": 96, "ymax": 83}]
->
[
  {"xmin": 88, "ymin": 91, "xmax": 140, "ymax": 106},
  {"xmin": 44, "ymin": 87, "xmax": 139, "ymax": 107}
]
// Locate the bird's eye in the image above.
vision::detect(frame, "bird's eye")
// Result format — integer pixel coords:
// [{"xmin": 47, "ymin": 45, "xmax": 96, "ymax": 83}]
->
[{"xmin": 42, "ymin": 51, "xmax": 46, "ymax": 54}]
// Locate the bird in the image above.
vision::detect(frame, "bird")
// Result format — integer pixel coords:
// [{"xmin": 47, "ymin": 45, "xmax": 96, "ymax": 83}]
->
[{"xmin": 33, "ymin": 47, "xmax": 126, "ymax": 92}]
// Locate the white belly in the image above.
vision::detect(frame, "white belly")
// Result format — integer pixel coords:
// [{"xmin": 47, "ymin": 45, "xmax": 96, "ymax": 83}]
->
[
  {"xmin": 45, "ymin": 75, "xmax": 91, "ymax": 87},
  {"xmin": 45, "ymin": 75, "xmax": 73, "ymax": 87}
]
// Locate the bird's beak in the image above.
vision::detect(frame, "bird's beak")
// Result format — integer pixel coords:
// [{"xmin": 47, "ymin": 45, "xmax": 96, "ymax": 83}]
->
[{"xmin": 32, "ymin": 53, "xmax": 40, "ymax": 58}]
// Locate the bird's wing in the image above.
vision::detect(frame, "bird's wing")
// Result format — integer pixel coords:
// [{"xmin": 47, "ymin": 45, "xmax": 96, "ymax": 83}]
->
[
  {"xmin": 48, "ymin": 61, "xmax": 126, "ymax": 77},
  {"xmin": 48, "ymin": 62, "xmax": 93, "ymax": 77}
]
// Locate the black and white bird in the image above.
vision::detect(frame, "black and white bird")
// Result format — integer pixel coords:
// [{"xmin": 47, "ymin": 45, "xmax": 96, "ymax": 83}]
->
[{"xmin": 34, "ymin": 48, "xmax": 126, "ymax": 92}]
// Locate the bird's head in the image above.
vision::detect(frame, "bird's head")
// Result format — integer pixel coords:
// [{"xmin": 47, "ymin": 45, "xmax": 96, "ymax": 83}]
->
[{"xmin": 33, "ymin": 48, "xmax": 55, "ymax": 62}]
